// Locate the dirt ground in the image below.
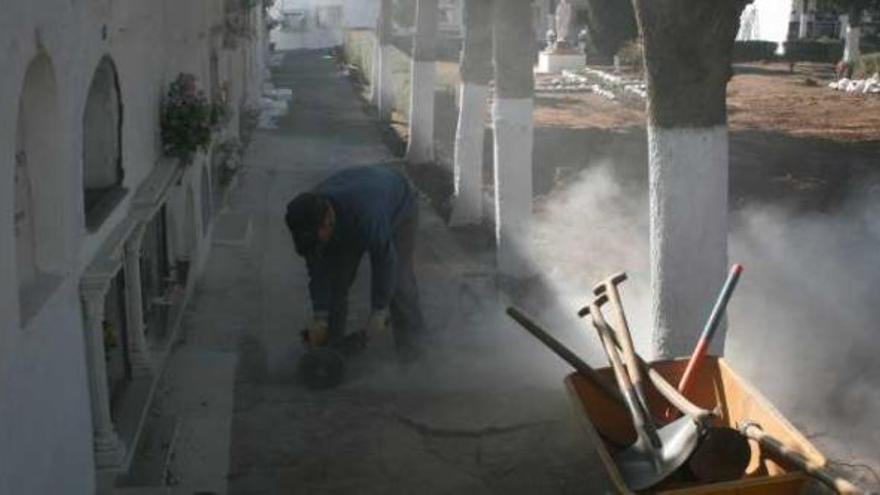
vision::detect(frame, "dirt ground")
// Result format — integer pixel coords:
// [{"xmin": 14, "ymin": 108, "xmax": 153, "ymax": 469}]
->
[
  {"xmin": 363, "ymin": 58, "xmax": 880, "ymax": 221},
  {"xmin": 534, "ymin": 62, "xmax": 880, "ymax": 144}
]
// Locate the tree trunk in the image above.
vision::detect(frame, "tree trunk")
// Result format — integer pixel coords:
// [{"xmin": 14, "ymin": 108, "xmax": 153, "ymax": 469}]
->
[
  {"xmin": 633, "ymin": 0, "xmax": 748, "ymax": 359},
  {"xmin": 492, "ymin": 0, "xmax": 535, "ymax": 277},
  {"xmin": 369, "ymin": 11, "xmax": 381, "ymax": 104},
  {"xmin": 450, "ymin": 0, "xmax": 492, "ymax": 226},
  {"xmin": 581, "ymin": 0, "xmax": 638, "ymax": 65},
  {"xmin": 405, "ymin": 0, "xmax": 438, "ymax": 164},
  {"xmin": 374, "ymin": 0, "xmax": 395, "ymax": 121}
]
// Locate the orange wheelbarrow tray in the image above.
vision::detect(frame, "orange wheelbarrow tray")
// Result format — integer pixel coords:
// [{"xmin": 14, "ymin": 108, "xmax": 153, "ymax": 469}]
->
[{"xmin": 565, "ymin": 356, "xmax": 826, "ymax": 494}]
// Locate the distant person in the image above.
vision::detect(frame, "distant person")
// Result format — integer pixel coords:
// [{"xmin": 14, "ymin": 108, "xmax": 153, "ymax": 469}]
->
[{"xmin": 285, "ymin": 164, "xmax": 425, "ymax": 360}]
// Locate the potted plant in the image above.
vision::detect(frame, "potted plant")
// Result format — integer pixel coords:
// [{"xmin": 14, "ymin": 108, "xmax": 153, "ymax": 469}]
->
[{"xmin": 160, "ymin": 73, "xmax": 225, "ymax": 165}]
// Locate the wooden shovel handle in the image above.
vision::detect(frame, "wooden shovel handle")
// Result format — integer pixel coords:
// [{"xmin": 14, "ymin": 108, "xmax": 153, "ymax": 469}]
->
[{"xmin": 506, "ymin": 306, "xmax": 624, "ymax": 405}]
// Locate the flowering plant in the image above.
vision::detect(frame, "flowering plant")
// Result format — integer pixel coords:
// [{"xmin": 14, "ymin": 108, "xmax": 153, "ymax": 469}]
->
[{"xmin": 160, "ymin": 73, "xmax": 222, "ymax": 165}]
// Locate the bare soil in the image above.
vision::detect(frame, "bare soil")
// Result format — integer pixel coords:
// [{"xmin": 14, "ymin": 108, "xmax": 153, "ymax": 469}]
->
[{"xmin": 534, "ymin": 62, "xmax": 880, "ymax": 143}]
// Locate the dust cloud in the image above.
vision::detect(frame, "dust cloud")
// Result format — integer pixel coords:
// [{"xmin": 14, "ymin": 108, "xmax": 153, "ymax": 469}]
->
[{"xmin": 527, "ymin": 161, "xmax": 880, "ymax": 489}]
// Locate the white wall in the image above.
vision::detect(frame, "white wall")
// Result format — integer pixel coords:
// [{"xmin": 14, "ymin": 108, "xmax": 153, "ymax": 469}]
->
[{"xmin": 0, "ymin": 0, "xmax": 265, "ymax": 492}]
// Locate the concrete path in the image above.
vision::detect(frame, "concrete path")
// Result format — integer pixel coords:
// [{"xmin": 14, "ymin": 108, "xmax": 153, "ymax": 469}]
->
[{"xmin": 169, "ymin": 49, "xmax": 612, "ymax": 494}]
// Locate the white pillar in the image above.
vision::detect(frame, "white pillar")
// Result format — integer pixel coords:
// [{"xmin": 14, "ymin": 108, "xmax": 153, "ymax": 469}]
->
[
  {"xmin": 648, "ymin": 125, "xmax": 728, "ymax": 359},
  {"xmin": 450, "ymin": 83, "xmax": 489, "ymax": 226},
  {"xmin": 80, "ymin": 288, "xmax": 127, "ymax": 472},
  {"xmin": 493, "ymin": 98, "xmax": 535, "ymax": 277},
  {"xmin": 123, "ymin": 230, "xmax": 153, "ymax": 378}
]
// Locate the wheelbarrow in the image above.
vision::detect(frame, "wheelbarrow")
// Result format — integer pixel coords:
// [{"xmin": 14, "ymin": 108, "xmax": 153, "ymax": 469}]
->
[{"xmin": 566, "ymin": 356, "xmax": 833, "ymax": 494}]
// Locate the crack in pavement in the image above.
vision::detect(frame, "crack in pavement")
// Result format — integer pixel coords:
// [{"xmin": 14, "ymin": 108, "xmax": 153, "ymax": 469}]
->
[{"xmin": 389, "ymin": 413, "xmax": 554, "ymax": 439}]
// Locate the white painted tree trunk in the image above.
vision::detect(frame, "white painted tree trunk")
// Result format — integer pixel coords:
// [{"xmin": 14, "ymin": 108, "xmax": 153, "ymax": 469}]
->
[
  {"xmin": 493, "ymin": 98, "xmax": 535, "ymax": 277},
  {"xmin": 372, "ymin": 0, "xmax": 394, "ymax": 119},
  {"xmin": 451, "ymin": 0, "xmax": 492, "ymax": 226},
  {"xmin": 798, "ymin": 12, "xmax": 809, "ymax": 39},
  {"xmin": 450, "ymin": 83, "xmax": 488, "ymax": 226},
  {"xmin": 491, "ymin": 0, "xmax": 535, "ymax": 278},
  {"xmin": 406, "ymin": 61, "xmax": 436, "ymax": 163},
  {"xmin": 648, "ymin": 126, "xmax": 729, "ymax": 358},
  {"xmin": 844, "ymin": 23, "xmax": 861, "ymax": 64},
  {"xmin": 377, "ymin": 44, "xmax": 395, "ymax": 121},
  {"xmin": 405, "ymin": 0, "xmax": 438, "ymax": 164},
  {"xmin": 369, "ymin": 34, "xmax": 381, "ymax": 104}
]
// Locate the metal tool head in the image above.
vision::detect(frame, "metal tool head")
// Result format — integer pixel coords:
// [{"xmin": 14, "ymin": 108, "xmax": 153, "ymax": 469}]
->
[
  {"xmin": 687, "ymin": 426, "xmax": 752, "ymax": 483},
  {"xmin": 298, "ymin": 347, "xmax": 345, "ymax": 390},
  {"xmin": 592, "ymin": 272, "xmax": 628, "ymax": 296},
  {"xmin": 615, "ymin": 414, "xmax": 701, "ymax": 491}
]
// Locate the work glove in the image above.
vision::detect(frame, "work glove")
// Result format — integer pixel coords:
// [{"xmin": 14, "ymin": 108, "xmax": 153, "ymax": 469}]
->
[
  {"xmin": 307, "ymin": 311, "xmax": 329, "ymax": 347},
  {"xmin": 366, "ymin": 308, "xmax": 390, "ymax": 338}
]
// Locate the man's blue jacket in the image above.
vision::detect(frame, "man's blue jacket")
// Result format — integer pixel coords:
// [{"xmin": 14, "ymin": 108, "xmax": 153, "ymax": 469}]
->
[{"xmin": 306, "ymin": 165, "xmax": 415, "ymax": 313}]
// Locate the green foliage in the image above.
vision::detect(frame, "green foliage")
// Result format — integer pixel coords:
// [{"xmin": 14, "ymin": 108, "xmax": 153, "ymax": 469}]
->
[
  {"xmin": 615, "ymin": 39, "xmax": 644, "ymax": 74},
  {"xmin": 579, "ymin": 0, "xmax": 638, "ymax": 64},
  {"xmin": 783, "ymin": 39, "xmax": 844, "ymax": 63},
  {"xmin": 857, "ymin": 52, "xmax": 880, "ymax": 76},
  {"xmin": 816, "ymin": 0, "xmax": 880, "ymax": 20},
  {"xmin": 733, "ymin": 41, "xmax": 779, "ymax": 62},
  {"xmin": 160, "ymin": 74, "xmax": 222, "ymax": 165}
]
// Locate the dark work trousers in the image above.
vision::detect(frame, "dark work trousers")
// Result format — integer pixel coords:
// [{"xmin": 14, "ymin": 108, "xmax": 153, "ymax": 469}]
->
[{"xmin": 326, "ymin": 205, "xmax": 425, "ymax": 351}]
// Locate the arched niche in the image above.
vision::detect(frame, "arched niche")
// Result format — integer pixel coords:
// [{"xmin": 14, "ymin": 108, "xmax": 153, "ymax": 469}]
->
[
  {"xmin": 14, "ymin": 53, "xmax": 67, "ymax": 323},
  {"xmin": 83, "ymin": 56, "xmax": 125, "ymax": 231}
]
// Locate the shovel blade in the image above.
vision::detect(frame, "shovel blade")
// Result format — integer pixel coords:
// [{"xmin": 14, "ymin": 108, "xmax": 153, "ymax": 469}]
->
[{"xmin": 615, "ymin": 416, "xmax": 701, "ymax": 491}]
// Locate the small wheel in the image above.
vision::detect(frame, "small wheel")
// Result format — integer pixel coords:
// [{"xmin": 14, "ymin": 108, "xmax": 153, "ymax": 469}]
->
[{"xmin": 298, "ymin": 348, "xmax": 345, "ymax": 390}]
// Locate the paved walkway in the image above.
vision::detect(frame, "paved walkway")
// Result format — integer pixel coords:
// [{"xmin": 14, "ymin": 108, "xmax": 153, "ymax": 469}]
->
[{"xmin": 171, "ymin": 49, "xmax": 610, "ymax": 494}]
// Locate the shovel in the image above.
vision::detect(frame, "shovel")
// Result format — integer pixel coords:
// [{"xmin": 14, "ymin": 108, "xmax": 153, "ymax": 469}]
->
[
  {"xmin": 586, "ymin": 295, "xmax": 700, "ymax": 491},
  {"xmin": 589, "ymin": 272, "xmax": 751, "ymax": 483}
]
